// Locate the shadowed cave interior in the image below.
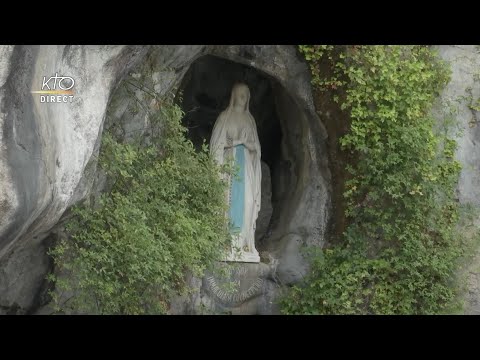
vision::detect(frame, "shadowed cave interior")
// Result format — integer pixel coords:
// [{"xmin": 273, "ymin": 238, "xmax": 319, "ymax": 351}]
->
[{"xmin": 177, "ymin": 55, "xmax": 307, "ymax": 252}]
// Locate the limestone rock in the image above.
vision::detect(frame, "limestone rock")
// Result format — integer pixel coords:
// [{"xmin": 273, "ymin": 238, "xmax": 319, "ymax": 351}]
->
[
  {"xmin": 0, "ymin": 45, "xmax": 333, "ymax": 314},
  {"xmin": 434, "ymin": 45, "xmax": 480, "ymax": 314},
  {"xmin": 274, "ymin": 233, "xmax": 309, "ymax": 285},
  {"xmin": 3, "ymin": 44, "xmax": 480, "ymax": 315},
  {"xmin": 255, "ymin": 161, "xmax": 273, "ymax": 241},
  {"xmin": 0, "ymin": 45, "xmax": 149, "ymax": 311},
  {"xmin": 434, "ymin": 45, "xmax": 480, "ymax": 211}
]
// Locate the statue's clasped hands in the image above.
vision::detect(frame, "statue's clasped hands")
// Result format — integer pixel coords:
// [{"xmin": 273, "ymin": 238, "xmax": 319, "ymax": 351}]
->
[{"xmin": 240, "ymin": 129, "xmax": 256, "ymax": 152}]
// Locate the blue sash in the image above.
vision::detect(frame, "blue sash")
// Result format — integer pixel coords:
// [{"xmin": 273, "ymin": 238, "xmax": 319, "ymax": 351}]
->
[{"xmin": 229, "ymin": 144, "xmax": 245, "ymax": 232}]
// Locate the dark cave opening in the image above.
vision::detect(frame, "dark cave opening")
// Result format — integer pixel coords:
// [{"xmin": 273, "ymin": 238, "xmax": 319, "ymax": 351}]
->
[{"xmin": 176, "ymin": 55, "xmax": 291, "ymax": 247}]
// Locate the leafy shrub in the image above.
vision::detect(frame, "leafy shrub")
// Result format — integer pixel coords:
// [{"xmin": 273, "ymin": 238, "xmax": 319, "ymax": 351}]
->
[
  {"xmin": 48, "ymin": 97, "xmax": 230, "ymax": 314},
  {"xmin": 282, "ymin": 45, "xmax": 465, "ymax": 314}
]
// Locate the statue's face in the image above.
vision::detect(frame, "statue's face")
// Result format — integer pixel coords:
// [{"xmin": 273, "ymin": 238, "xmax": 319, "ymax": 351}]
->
[{"xmin": 233, "ymin": 86, "xmax": 248, "ymax": 109}]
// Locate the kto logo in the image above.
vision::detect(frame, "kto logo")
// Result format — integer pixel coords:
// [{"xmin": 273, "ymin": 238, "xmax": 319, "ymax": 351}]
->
[{"xmin": 31, "ymin": 73, "xmax": 75, "ymax": 103}]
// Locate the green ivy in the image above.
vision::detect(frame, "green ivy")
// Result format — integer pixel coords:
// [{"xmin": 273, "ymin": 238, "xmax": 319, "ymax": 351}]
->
[
  {"xmin": 48, "ymin": 95, "xmax": 231, "ymax": 315},
  {"xmin": 282, "ymin": 45, "xmax": 466, "ymax": 314}
]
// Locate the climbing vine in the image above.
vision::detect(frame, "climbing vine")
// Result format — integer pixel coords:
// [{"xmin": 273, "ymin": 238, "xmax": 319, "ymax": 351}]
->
[
  {"xmin": 48, "ymin": 80, "xmax": 232, "ymax": 314},
  {"xmin": 282, "ymin": 45, "xmax": 466, "ymax": 314}
]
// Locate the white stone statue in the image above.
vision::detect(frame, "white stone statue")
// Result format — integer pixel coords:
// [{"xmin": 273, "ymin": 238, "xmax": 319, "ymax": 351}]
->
[{"xmin": 210, "ymin": 83, "xmax": 261, "ymax": 263}]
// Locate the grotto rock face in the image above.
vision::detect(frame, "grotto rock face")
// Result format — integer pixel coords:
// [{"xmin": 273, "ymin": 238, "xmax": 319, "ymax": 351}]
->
[
  {"xmin": 0, "ymin": 45, "xmax": 332, "ymax": 314},
  {"xmin": 434, "ymin": 45, "xmax": 480, "ymax": 315},
  {"xmin": 255, "ymin": 161, "xmax": 273, "ymax": 242},
  {"xmin": 0, "ymin": 45, "xmax": 150, "ymax": 312},
  {"xmin": 107, "ymin": 45, "xmax": 332, "ymax": 314},
  {"xmin": 435, "ymin": 45, "xmax": 480, "ymax": 210},
  {"xmin": 8, "ymin": 45, "xmax": 480, "ymax": 315}
]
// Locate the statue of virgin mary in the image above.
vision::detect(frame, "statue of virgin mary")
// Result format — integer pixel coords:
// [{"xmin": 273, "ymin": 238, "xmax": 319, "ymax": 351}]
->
[{"xmin": 210, "ymin": 83, "xmax": 261, "ymax": 263}]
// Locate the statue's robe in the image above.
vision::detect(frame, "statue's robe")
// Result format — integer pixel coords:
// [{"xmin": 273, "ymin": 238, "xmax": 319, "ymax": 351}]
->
[{"xmin": 210, "ymin": 85, "xmax": 261, "ymax": 263}]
